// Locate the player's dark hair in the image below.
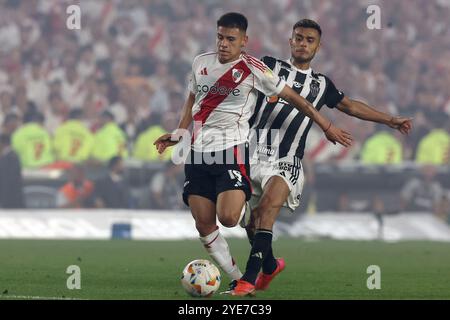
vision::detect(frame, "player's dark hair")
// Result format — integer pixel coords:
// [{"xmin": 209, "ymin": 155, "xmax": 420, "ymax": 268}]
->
[
  {"xmin": 108, "ymin": 155, "xmax": 122, "ymax": 170},
  {"xmin": 293, "ymin": 19, "xmax": 322, "ymax": 37},
  {"xmin": 217, "ymin": 12, "xmax": 248, "ymax": 32}
]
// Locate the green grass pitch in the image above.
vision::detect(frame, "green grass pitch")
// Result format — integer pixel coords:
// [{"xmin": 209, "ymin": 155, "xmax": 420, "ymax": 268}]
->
[{"xmin": 1, "ymin": 238, "xmax": 449, "ymax": 300}]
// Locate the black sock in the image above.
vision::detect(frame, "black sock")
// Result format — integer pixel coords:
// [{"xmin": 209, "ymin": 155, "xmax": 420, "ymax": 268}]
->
[
  {"xmin": 247, "ymin": 227, "xmax": 277, "ymax": 274},
  {"xmin": 241, "ymin": 229, "xmax": 272, "ymax": 285},
  {"xmin": 262, "ymin": 245, "xmax": 277, "ymax": 275}
]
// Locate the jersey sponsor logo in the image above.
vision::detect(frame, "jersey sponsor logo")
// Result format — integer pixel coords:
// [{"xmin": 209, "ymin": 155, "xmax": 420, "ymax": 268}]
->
[
  {"xmin": 196, "ymin": 84, "xmax": 240, "ymax": 96},
  {"xmin": 256, "ymin": 144, "xmax": 275, "ymax": 156},
  {"xmin": 266, "ymin": 96, "xmax": 278, "ymax": 103},
  {"xmin": 276, "ymin": 160, "xmax": 302, "ymax": 185},
  {"xmin": 232, "ymin": 68, "xmax": 244, "ymax": 83},
  {"xmin": 277, "ymin": 161, "xmax": 295, "ymax": 172},
  {"xmin": 265, "ymin": 95, "xmax": 289, "ymax": 105},
  {"xmin": 309, "ymin": 80, "xmax": 320, "ymax": 99}
]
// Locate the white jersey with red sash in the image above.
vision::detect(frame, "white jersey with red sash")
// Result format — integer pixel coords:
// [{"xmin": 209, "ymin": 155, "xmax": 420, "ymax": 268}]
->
[{"xmin": 188, "ymin": 52, "xmax": 285, "ymax": 152}]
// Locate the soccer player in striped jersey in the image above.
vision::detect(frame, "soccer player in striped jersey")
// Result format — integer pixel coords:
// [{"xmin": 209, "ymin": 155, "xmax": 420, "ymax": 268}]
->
[
  {"xmin": 228, "ymin": 19, "xmax": 413, "ymax": 296},
  {"xmin": 154, "ymin": 13, "xmax": 352, "ymax": 286}
]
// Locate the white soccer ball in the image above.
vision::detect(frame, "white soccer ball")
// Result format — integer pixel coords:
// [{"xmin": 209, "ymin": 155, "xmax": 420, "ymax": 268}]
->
[{"xmin": 181, "ymin": 259, "xmax": 221, "ymax": 297}]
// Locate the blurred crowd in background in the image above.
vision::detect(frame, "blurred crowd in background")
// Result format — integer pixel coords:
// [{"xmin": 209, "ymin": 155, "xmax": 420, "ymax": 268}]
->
[{"xmin": 0, "ymin": 0, "xmax": 449, "ymax": 218}]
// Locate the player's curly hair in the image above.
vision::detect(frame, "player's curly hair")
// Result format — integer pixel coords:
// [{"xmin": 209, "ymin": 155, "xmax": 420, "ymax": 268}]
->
[
  {"xmin": 217, "ymin": 12, "xmax": 248, "ymax": 32},
  {"xmin": 293, "ymin": 19, "xmax": 322, "ymax": 37}
]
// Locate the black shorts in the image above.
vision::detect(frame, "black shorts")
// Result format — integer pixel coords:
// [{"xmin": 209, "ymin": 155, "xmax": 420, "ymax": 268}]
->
[{"xmin": 182, "ymin": 143, "xmax": 252, "ymax": 206}]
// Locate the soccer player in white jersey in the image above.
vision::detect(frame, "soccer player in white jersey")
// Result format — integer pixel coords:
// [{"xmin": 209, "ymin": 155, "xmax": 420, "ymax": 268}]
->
[
  {"xmin": 154, "ymin": 13, "xmax": 352, "ymax": 286},
  {"xmin": 226, "ymin": 19, "xmax": 413, "ymax": 296}
]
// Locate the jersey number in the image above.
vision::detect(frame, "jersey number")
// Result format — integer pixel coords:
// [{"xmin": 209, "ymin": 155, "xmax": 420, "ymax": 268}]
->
[{"xmin": 228, "ymin": 170, "xmax": 242, "ymax": 182}]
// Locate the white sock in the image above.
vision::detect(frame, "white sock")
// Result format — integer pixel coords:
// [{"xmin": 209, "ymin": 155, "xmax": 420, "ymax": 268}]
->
[{"xmin": 199, "ymin": 228, "xmax": 243, "ymax": 281}]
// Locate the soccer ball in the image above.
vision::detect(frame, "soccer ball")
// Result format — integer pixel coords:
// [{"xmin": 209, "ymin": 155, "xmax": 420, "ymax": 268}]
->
[{"xmin": 181, "ymin": 259, "xmax": 221, "ymax": 297}]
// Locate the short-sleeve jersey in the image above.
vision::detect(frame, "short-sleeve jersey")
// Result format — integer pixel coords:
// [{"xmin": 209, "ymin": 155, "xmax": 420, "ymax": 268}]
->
[
  {"xmin": 188, "ymin": 52, "xmax": 285, "ymax": 152},
  {"xmin": 249, "ymin": 56, "xmax": 345, "ymax": 159}
]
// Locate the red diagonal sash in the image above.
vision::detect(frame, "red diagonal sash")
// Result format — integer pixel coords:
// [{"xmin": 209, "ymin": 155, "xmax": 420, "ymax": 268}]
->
[{"xmin": 192, "ymin": 60, "xmax": 252, "ymax": 144}]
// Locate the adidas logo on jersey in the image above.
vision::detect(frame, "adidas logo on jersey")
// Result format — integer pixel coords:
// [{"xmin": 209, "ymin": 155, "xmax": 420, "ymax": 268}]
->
[{"xmin": 200, "ymin": 67, "xmax": 208, "ymax": 75}]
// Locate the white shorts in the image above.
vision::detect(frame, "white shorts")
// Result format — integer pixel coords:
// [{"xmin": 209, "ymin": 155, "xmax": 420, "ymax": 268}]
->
[{"xmin": 249, "ymin": 156, "xmax": 305, "ymax": 211}]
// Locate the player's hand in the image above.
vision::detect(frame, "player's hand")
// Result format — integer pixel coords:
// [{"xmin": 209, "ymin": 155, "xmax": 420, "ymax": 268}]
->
[
  {"xmin": 153, "ymin": 133, "xmax": 180, "ymax": 154},
  {"xmin": 387, "ymin": 116, "xmax": 413, "ymax": 135},
  {"xmin": 324, "ymin": 123, "xmax": 353, "ymax": 147}
]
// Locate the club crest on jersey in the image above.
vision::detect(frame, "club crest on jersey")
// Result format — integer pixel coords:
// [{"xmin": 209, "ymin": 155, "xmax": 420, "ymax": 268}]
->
[
  {"xmin": 293, "ymin": 81, "xmax": 303, "ymax": 89},
  {"xmin": 232, "ymin": 68, "xmax": 244, "ymax": 83},
  {"xmin": 309, "ymin": 80, "xmax": 320, "ymax": 99}
]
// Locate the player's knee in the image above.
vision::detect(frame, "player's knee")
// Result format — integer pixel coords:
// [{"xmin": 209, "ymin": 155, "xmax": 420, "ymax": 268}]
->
[{"xmin": 217, "ymin": 211, "xmax": 240, "ymax": 228}]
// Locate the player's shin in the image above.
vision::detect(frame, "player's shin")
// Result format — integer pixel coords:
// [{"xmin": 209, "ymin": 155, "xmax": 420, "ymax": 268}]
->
[
  {"xmin": 199, "ymin": 228, "xmax": 243, "ymax": 281},
  {"xmin": 241, "ymin": 229, "xmax": 273, "ymax": 285}
]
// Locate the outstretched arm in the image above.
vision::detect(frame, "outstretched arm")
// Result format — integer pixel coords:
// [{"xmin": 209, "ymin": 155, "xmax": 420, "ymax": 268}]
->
[
  {"xmin": 336, "ymin": 97, "xmax": 412, "ymax": 135},
  {"xmin": 278, "ymin": 85, "xmax": 353, "ymax": 147},
  {"xmin": 154, "ymin": 92, "xmax": 195, "ymax": 154}
]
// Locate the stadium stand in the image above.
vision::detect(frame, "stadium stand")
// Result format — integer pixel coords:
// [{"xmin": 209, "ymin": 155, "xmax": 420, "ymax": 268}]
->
[{"xmin": 0, "ymin": 0, "xmax": 448, "ymax": 219}]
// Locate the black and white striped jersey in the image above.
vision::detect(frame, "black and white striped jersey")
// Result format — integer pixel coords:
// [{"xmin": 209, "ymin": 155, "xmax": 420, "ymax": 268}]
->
[{"xmin": 249, "ymin": 56, "xmax": 345, "ymax": 160}]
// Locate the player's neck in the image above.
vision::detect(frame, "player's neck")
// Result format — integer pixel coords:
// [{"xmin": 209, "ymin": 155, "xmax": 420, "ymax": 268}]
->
[
  {"xmin": 218, "ymin": 53, "xmax": 242, "ymax": 64},
  {"xmin": 290, "ymin": 57, "xmax": 311, "ymax": 71}
]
